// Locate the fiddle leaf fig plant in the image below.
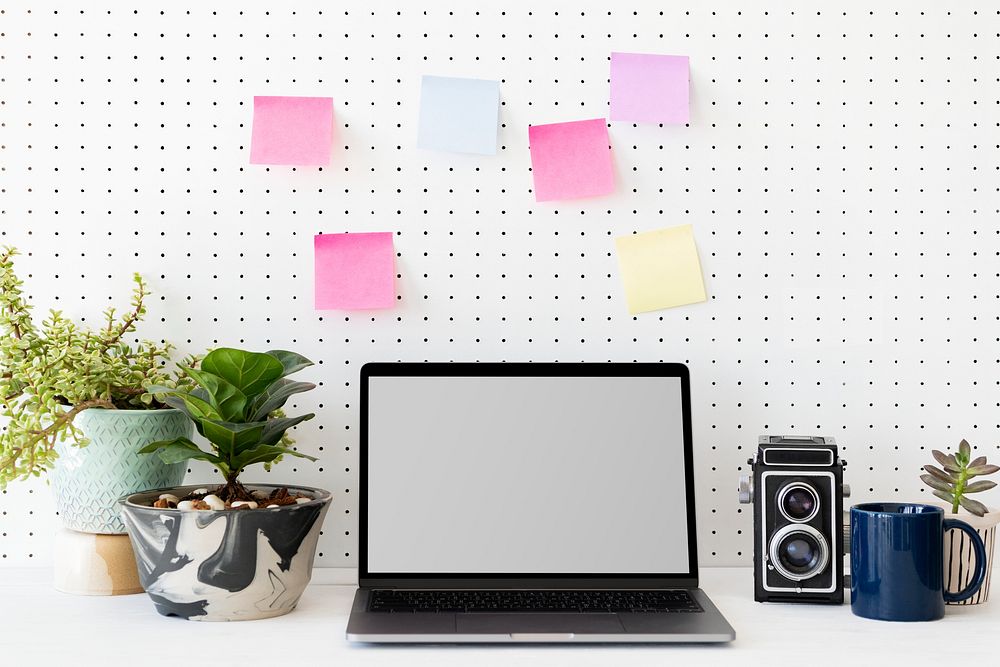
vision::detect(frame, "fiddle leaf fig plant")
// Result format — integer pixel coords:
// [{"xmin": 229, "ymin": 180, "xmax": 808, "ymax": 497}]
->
[
  {"xmin": 921, "ymin": 439, "xmax": 999, "ymax": 517},
  {"xmin": 0, "ymin": 246, "xmax": 189, "ymax": 489},
  {"xmin": 140, "ymin": 347, "xmax": 318, "ymax": 501}
]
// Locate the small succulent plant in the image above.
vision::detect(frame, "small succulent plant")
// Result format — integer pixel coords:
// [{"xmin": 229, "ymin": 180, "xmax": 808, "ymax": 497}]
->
[
  {"xmin": 921, "ymin": 439, "xmax": 999, "ymax": 516},
  {"xmin": 0, "ymin": 247, "xmax": 189, "ymax": 488}
]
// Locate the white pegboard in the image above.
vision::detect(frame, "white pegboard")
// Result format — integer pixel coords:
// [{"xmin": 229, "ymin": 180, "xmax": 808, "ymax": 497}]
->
[{"xmin": 1, "ymin": 1, "xmax": 999, "ymax": 569}]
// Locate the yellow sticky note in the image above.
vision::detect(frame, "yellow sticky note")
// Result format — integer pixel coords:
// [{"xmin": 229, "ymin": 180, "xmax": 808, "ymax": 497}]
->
[{"xmin": 614, "ymin": 224, "xmax": 707, "ymax": 314}]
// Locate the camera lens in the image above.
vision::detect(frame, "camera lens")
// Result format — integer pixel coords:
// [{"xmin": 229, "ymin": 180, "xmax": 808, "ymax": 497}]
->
[
  {"xmin": 768, "ymin": 524, "xmax": 830, "ymax": 582},
  {"xmin": 780, "ymin": 536, "xmax": 818, "ymax": 571},
  {"xmin": 778, "ymin": 483, "xmax": 819, "ymax": 522},
  {"xmin": 783, "ymin": 488, "xmax": 816, "ymax": 520}
]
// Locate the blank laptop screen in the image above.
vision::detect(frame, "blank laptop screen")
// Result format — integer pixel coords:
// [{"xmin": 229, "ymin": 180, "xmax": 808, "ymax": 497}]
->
[{"xmin": 366, "ymin": 374, "xmax": 691, "ymax": 574}]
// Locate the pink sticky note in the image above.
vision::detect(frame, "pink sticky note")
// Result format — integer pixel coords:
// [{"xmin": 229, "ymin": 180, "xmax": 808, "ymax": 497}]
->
[
  {"xmin": 250, "ymin": 96, "xmax": 334, "ymax": 166},
  {"xmin": 610, "ymin": 52, "xmax": 689, "ymax": 124},
  {"xmin": 528, "ymin": 118, "xmax": 615, "ymax": 202},
  {"xmin": 314, "ymin": 232, "xmax": 395, "ymax": 310}
]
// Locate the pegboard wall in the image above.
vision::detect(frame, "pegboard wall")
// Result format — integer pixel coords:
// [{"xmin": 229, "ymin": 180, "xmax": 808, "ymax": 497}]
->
[{"xmin": 1, "ymin": 1, "xmax": 999, "ymax": 569}]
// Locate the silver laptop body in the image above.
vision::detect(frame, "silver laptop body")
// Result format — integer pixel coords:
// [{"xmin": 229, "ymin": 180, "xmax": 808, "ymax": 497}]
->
[{"xmin": 346, "ymin": 362, "xmax": 735, "ymax": 643}]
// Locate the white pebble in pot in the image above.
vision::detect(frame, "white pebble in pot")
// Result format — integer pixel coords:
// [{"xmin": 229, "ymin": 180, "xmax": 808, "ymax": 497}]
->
[
  {"xmin": 158, "ymin": 493, "xmax": 180, "ymax": 504},
  {"xmin": 202, "ymin": 494, "xmax": 226, "ymax": 511},
  {"xmin": 176, "ymin": 500, "xmax": 197, "ymax": 511},
  {"xmin": 231, "ymin": 501, "xmax": 258, "ymax": 509},
  {"xmin": 192, "ymin": 488, "xmax": 209, "ymax": 495},
  {"xmin": 266, "ymin": 504, "xmax": 280, "ymax": 509},
  {"xmin": 295, "ymin": 498, "xmax": 311, "ymax": 504}
]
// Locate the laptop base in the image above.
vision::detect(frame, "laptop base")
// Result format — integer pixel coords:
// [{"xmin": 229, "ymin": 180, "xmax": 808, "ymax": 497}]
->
[{"xmin": 346, "ymin": 587, "xmax": 735, "ymax": 643}]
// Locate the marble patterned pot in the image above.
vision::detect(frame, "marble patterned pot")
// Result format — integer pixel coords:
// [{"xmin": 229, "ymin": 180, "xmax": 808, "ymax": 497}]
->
[
  {"xmin": 51, "ymin": 408, "xmax": 192, "ymax": 534},
  {"xmin": 121, "ymin": 483, "xmax": 332, "ymax": 621}
]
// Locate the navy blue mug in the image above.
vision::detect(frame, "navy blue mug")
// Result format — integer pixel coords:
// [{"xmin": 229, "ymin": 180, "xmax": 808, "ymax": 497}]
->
[{"xmin": 851, "ymin": 503, "xmax": 986, "ymax": 621}]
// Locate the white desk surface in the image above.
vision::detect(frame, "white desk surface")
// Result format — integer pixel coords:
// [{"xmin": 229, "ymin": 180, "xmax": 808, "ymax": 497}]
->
[{"xmin": 0, "ymin": 567, "xmax": 982, "ymax": 665}]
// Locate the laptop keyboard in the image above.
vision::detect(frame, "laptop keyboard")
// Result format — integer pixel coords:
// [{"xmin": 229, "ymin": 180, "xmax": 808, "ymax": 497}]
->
[{"xmin": 368, "ymin": 589, "xmax": 702, "ymax": 614}]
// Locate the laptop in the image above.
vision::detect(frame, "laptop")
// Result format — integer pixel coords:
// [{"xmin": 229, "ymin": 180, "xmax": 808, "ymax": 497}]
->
[{"xmin": 346, "ymin": 362, "xmax": 735, "ymax": 643}]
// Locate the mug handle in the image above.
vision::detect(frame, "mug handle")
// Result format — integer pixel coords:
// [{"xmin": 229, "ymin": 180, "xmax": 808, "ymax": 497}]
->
[{"xmin": 942, "ymin": 519, "xmax": 988, "ymax": 603}]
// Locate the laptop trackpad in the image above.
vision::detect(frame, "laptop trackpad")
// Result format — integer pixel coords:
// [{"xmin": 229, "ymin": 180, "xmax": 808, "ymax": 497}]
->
[{"xmin": 456, "ymin": 613, "xmax": 625, "ymax": 634}]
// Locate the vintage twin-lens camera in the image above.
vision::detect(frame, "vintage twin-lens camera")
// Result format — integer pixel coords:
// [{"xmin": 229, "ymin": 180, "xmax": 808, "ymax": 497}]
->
[{"xmin": 738, "ymin": 436, "xmax": 850, "ymax": 604}]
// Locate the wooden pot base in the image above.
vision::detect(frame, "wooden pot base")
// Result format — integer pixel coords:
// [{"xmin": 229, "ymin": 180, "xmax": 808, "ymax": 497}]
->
[{"xmin": 53, "ymin": 527, "xmax": 144, "ymax": 596}]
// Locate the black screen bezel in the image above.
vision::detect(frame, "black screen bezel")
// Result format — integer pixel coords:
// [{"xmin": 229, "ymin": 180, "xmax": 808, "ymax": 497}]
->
[{"xmin": 358, "ymin": 362, "xmax": 699, "ymax": 590}]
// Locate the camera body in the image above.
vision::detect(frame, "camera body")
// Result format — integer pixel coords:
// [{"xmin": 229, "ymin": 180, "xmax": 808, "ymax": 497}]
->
[{"xmin": 739, "ymin": 435, "xmax": 848, "ymax": 604}]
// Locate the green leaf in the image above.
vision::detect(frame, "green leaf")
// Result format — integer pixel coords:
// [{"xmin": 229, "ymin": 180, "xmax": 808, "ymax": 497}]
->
[
  {"xmin": 187, "ymin": 388, "xmax": 212, "ymax": 436},
  {"xmin": 138, "ymin": 437, "xmax": 226, "ymax": 469},
  {"xmin": 967, "ymin": 464, "xmax": 1000, "ymax": 476},
  {"xmin": 260, "ymin": 413, "xmax": 314, "ymax": 446},
  {"xmin": 266, "ymin": 350, "xmax": 314, "ymax": 378},
  {"xmin": 201, "ymin": 348, "xmax": 284, "ymax": 399},
  {"xmin": 230, "ymin": 444, "xmax": 288, "ymax": 471},
  {"xmin": 964, "ymin": 480, "xmax": 997, "ymax": 494},
  {"xmin": 177, "ymin": 394, "xmax": 219, "ymax": 421},
  {"xmin": 147, "ymin": 386, "xmax": 194, "ymax": 419},
  {"xmin": 150, "ymin": 388, "xmax": 219, "ymax": 421},
  {"xmin": 923, "ymin": 465, "xmax": 958, "ymax": 484},
  {"xmin": 248, "ymin": 379, "xmax": 316, "ymax": 421},
  {"xmin": 156, "ymin": 388, "xmax": 214, "ymax": 438},
  {"xmin": 959, "ymin": 439, "xmax": 971, "ymax": 459},
  {"xmin": 181, "ymin": 366, "xmax": 247, "ymax": 421},
  {"xmin": 958, "ymin": 496, "xmax": 989, "ymax": 517},
  {"xmin": 198, "ymin": 420, "xmax": 265, "ymax": 459},
  {"xmin": 920, "ymin": 474, "xmax": 954, "ymax": 494},
  {"xmin": 231, "ymin": 444, "xmax": 317, "ymax": 473},
  {"xmin": 931, "ymin": 489, "xmax": 956, "ymax": 505}
]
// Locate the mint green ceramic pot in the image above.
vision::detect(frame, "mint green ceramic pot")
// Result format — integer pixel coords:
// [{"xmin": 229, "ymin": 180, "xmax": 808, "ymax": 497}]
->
[{"xmin": 50, "ymin": 408, "xmax": 192, "ymax": 534}]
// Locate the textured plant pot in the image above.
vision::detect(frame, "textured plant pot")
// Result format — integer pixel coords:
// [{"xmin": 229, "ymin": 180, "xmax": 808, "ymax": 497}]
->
[
  {"xmin": 931, "ymin": 502, "xmax": 1000, "ymax": 605},
  {"xmin": 121, "ymin": 483, "xmax": 332, "ymax": 621},
  {"xmin": 50, "ymin": 408, "xmax": 192, "ymax": 534}
]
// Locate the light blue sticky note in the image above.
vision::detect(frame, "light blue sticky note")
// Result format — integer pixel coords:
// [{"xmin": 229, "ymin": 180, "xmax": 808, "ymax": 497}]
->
[{"xmin": 417, "ymin": 75, "xmax": 501, "ymax": 155}]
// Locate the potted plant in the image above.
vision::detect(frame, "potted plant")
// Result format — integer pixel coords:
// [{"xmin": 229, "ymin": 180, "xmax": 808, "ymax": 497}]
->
[
  {"xmin": 921, "ymin": 439, "xmax": 1000, "ymax": 605},
  {"xmin": 120, "ymin": 347, "xmax": 331, "ymax": 621},
  {"xmin": 0, "ymin": 247, "xmax": 192, "ymax": 537}
]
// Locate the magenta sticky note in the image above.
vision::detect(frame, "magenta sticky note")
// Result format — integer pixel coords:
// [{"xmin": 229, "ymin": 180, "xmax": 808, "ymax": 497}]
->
[
  {"xmin": 314, "ymin": 232, "xmax": 395, "ymax": 310},
  {"xmin": 528, "ymin": 118, "xmax": 615, "ymax": 202},
  {"xmin": 610, "ymin": 52, "xmax": 689, "ymax": 124},
  {"xmin": 250, "ymin": 96, "xmax": 334, "ymax": 166}
]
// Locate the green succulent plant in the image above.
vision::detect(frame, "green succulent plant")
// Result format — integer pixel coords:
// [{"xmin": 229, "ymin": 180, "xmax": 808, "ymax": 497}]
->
[
  {"xmin": 140, "ymin": 347, "xmax": 318, "ymax": 501},
  {"xmin": 921, "ymin": 439, "xmax": 999, "ymax": 517},
  {"xmin": 0, "ymin": 247, "xmax": 189, "ymax": 488}
]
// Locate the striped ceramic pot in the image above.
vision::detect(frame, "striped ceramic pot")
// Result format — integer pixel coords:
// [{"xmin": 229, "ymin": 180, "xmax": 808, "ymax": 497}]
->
[
  {"xmin": 50, "ymin": 408, "xmax": 192, "ymax": 534},
  {"xmin": 940, "ymin": 504, "xmax": 1000, "ymax": 605}
]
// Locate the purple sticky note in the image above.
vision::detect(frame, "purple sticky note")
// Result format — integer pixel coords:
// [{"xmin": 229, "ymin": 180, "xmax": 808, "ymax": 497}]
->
[
  {"xmin": 314, "ymin": 232, "xmax": 395, "ymax": 310},
  {"xmin": 250, "ymin": 96, "xmax": 334, "ymax": 166},
  {"xmin": 610, "ymin": 52, "xmax": 689, "ymax": 124},
  {"xmin": 528, "ymin": 118, "xmax": 615, "ymax": 202}
]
